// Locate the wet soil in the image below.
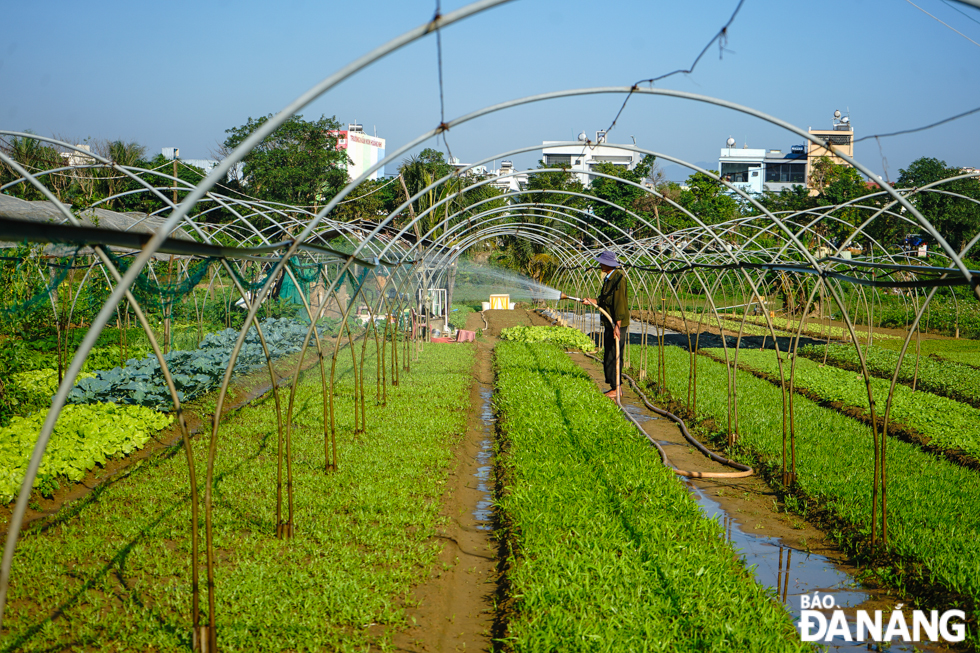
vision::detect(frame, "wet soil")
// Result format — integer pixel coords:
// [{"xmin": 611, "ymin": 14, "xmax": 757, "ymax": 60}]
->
[
  {"xmin": 1, "ymin": 342, "xmax": 334, "ymax": 535},
  {"xmin": 389, "ymin": 308, "xmax": 534, "ymax": 653},
  {"xmin": 565, "ymin": 345, "xmax": 960, "ymax": 652}
]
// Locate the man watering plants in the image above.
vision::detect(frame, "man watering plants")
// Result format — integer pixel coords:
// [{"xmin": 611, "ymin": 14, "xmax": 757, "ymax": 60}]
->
[{"xmin": 582, "ymin": 251, "xmax": 630, "ymax": 400}]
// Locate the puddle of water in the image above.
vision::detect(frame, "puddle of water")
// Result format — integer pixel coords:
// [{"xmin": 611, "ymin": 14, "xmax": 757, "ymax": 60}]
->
[
  {"xmin": 686, "ymin": 483, "xmax": 946, "ymax": 652},
  {"xmin": 473, "ymin": 387, "xmax": 495, "ymax": 531},
  {"xmin": 623, "ymin": 404, "xmax": 658, "ymax": 423}
]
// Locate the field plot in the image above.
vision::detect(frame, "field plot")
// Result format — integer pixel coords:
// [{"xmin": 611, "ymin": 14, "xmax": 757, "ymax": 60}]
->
[
  {"xmin": 625, "ymin": 344, "xmax": 980, "ymax": 645},
  {"xmin": 494, "ymin": 341, "xmax": 807, "ymax": 652},
  {"xmin": 714, "ymin": 347, "xmax": 980, "ymax": 461},
  {"xmin": 0, "ymin": 343, "xmax": 473, "ymax": 652},
  {"xmin": 799, "ymin": 342, "xmax": 980, "ymax": 409}
]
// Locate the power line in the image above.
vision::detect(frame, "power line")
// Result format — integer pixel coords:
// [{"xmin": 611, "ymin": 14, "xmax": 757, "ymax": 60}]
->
[
  {"xmin": 854, "ymin": 105, "xmax": 980, "ymax": 143},
  {"xmin": 906, "ymin": 0, "xmax": 980, "ymax": 48},
  {"xmin": 602, "ymin": 0, "xmax": 746, "ymax": 137},
  {"xmin": 941, "ymin": 0, "xmax": 980, "ymax": 27}
]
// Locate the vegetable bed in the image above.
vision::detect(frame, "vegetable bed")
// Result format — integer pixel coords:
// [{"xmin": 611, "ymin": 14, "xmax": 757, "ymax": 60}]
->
[
  {"xmin": 714, "ymin": 347, "xmax": 980, "ymax": 461},
  {"xmin": 626, "ymin": 344, "xmax": 980, "ymax": 641},
  {"xmin": 0, "ymin": 403, "xmax": 172, "ymax": 501},
  {"xmin": 69, "ymin": 318, "xmax": 322, "ymax": 409},
  {"xmin": 499, "ymin": 325, "xmax": 596, "ymax": 352},
  {"xmin": 494, "ymin": 341, "xmax": 807, "ymax": 652},
  {"xmin": 0, "ymin": 342, "xmax": 475, "ymax": 651},
  {"xmin": 800, "ymin": 343, "xmax": 980, "ymax": 408}
]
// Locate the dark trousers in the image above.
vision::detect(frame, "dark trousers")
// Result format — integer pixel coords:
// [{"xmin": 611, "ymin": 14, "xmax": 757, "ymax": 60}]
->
[{"xmin": 602, "ymin": 323, "xmax": 626, "ymax": 389}]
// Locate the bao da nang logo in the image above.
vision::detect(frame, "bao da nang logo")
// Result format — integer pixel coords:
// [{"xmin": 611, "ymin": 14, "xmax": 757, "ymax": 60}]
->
[{"xmin": 797, "ymin": 593, "xmax": 966, "ymax": 643}]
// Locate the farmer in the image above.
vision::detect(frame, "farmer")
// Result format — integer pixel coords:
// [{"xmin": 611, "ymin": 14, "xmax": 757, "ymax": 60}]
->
[{"xmin": 583, "ymin": 251, "xmax": 630, "ymax": 400}]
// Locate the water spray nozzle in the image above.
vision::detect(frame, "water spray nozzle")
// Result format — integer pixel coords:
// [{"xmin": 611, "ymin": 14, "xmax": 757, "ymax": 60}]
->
[{"xmin": 560, "ymin": 293, "xmax": 582, "ymax": 302}]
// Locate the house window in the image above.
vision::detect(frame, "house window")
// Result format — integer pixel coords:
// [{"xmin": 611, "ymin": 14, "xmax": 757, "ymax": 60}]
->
[
  {"xmin": 545, "ymin": 154, "xmax": 572, "ymax": 166},
  {"xmin": 720, "ymin": 162, "xmax": 750, "ymax": 183},
  {"xmin": 765, "ymin": 163, "xmax": 806, "ymax": 183}
]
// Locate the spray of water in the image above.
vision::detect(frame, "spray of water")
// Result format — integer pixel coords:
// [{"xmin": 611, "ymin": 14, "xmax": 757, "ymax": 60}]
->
[{"xmin": 452, "ymin": 260, "xmax": 563, "ymax": 302}]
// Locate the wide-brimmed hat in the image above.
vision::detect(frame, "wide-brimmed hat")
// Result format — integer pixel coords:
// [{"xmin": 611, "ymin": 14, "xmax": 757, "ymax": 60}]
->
[{"xmin": 596, "ymin": 251, "xmax": 620, "ymax": 268}]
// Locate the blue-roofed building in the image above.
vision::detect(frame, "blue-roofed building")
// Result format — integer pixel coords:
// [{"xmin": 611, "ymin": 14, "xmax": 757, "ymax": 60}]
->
[{"xmin": 719, "ymin": 139, "xmax": 807, "ymax": 196}]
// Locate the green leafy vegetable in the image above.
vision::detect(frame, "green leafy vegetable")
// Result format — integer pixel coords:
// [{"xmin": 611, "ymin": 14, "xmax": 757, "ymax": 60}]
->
[
  {"xmin": 0, "ymin": 403, "xmax": 171, "ymax": 501},
  {"xmin": 499, "ymin": 325, "xmax": 596, "ymax": 352},
  {"xmin": 495, "ymin": 341, "xmax": 805, "ymax": 651}
]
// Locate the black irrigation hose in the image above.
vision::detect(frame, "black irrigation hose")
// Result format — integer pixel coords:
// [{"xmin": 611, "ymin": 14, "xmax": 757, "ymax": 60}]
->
[{"xmin": 583, "ymin": 351, "xmax": 753, "ymax": 479}]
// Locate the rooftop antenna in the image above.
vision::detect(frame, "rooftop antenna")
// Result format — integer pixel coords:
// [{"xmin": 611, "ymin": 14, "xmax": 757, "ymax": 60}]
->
[{"xmin": 726, "ymin": 136, "xmax": 736, "ymax": 148}]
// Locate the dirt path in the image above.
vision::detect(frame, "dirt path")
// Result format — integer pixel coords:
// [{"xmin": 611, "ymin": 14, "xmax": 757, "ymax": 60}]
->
[{"xmin": 390, "ymin": 309, "xmax": 534, "ymax": 653}]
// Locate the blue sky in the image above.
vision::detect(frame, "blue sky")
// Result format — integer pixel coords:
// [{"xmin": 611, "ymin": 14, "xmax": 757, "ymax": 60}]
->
[{"xmin": 3, "ymin": 0, "xmax": 979, "ymax": 182}]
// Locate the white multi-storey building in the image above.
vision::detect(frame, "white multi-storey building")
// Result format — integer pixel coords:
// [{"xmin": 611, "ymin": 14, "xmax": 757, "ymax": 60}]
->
[
  {"xmin": 541, "ymin": 131, "xmax": 643, "ymax": 187},
  {"xmin": 329, "ymin": 123, "xmax": 386, "ymax": 181}
]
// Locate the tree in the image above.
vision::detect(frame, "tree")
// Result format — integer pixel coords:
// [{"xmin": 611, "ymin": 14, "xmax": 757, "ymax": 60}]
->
[
  {"xmin": 803, "ymin": 157, "xmax": 876, "ymax": 246},
  {"xmin": 520, "ymin": 161, "xmax": 588, "ymax": 223},
  {"xmin": 631, "ymin": 160, "xmax": 681, "ymax": 235},
  {"xmin": 897, "ymin": 157, "xmax": 980, "ymax": 254},
  {"xmin": 678, "ymin": 170, "xmax": 741, "ymax": 227},
  {"xmin": 0, "ymin": 132, "xmax": 65, "ymax": 201},
  {"xmin": 91, "ymin": 140, "xmax": 148, "ymax": 209},
  {"xmin": 587, "ymin": 155, "xmax": 655, "ymax": 240},
  {"xmin": 222, "ymin": 114, "xmax": 348, "ymax": 209}
]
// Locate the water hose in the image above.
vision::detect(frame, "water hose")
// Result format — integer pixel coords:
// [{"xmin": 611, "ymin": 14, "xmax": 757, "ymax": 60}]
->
[{"xmin": 581, "ymin": 346, "xmax": 753, "ymax": 479}]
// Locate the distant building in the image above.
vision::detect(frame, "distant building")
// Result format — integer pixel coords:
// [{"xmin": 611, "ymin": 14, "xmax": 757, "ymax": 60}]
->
[
  {"xmin": 807, "ymin": 110, "xmax": 855, "ymax": 193},
  {"xmin": 329, "ymin": 123, "xmax": 386, "ymax": 181},
  {"xmin": 541, "ymin": 131, "xmax": 643, "ymax": 187},
  {"xmin": 718, "ymin": 111, "xmax": 857, "ymax": 196},
  {"xmin": 489, "ymin": 161, "xmax": 527, "ymax": 193},
  {"xmin": 162, "ymin": 149, "xmax": 244, "ymax": 184},
  {"xmin": 449, "ymin": 157, "xmax": 488, "ymax": 177},
  {"xmin": 60, "ymin": 144, "xmax": 95, "ymax": 167},
  {"xmin": 719, "ymin": 139, "xmax": 807, "ymax": 195}
]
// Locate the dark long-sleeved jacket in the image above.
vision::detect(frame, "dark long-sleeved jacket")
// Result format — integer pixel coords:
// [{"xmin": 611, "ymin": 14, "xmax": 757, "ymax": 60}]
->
[{"xmin": 597, "ymin": 269, "xmax": 630, "ymax": 328}]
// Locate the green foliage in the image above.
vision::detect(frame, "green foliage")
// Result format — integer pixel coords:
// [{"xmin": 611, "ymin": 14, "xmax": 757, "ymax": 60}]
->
[
  {"xmin": 679, "ymin": 170, "xmax": 741, "ymax": 227},
  {"xmin": 873, "ymin": 295, "xmax": 980, "ymax": 340},
  {"xmin": 7, "ymin": 369, "xmax": 94, "ymax": 417},
  {"xmin": 587, "ymin": 155, "xmax": 656, "ymax": 238},
  {"xmin": 68, "ymin": 318, "xmax": 321, "ymax": 409},
  {"xmin": 758, "ymin": 185, "xmax": 818, "ymax": 217},
  {"xmin": 628, "ymin": 344, "xmax": 980, "ymax": 638},
  {"xmin": 397, "ymin": 148, "xmax": 506, "ymax": 238},
  {"xmin": 724, "ymin": 348, "xmax": 980, "ymax": 459},
  {"xmin": 801, "ymin": 343, "xmax": 980, "ymax": 408},
  {"xmin": 223, "ymin": 113, "xmax": 348, "ymax": 210},
  {"xmin": 494, "ymin": 342, "xmax": 807, "ymax": 651},
  {"xmin": 447, "ymin": 304, "xmax": 473, "ymax": 330},
  {"xmin": 0, "ymin": 133, "xmax": 66, "ymax": 201},
  {"xmin": 0, "ymin": 342, "xmax": 473, "ymax": 650},
  {"xmin": 0, "ymin": 403, "xmax": 171, "ymax": 502},
  {"xmin": 898, "ymin": 157, "xmax": 980, "ymax": 253},
  {"xmin": 499, "ymin": 325, "xmax": 596, "ymax": 352}
]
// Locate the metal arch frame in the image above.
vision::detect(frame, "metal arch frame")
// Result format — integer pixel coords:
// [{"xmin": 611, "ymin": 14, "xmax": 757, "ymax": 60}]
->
[
  {"xmin": 0, "ymin": 20, "xmax": 978, "ymax": 642},
  {"xmin": 1, "ymin": 3, "xmax": 521, "ymax": 616}
]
